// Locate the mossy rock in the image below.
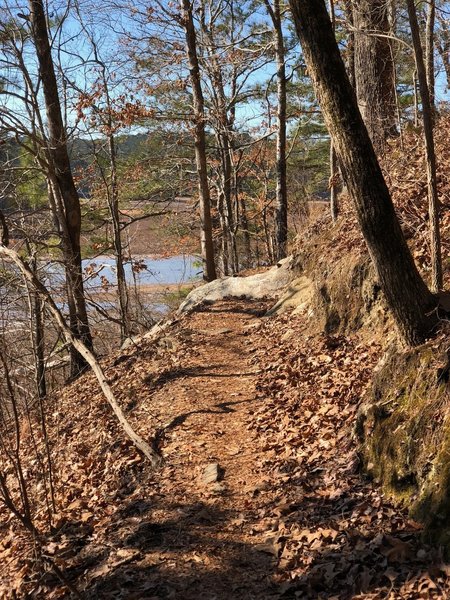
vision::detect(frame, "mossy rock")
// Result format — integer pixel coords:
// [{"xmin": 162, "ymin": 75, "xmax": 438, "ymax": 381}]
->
[{"xmin": 358, "ymin": 340, "xmax": 450, "ymax": 551}]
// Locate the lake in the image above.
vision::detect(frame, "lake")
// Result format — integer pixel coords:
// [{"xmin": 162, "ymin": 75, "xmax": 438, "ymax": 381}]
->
[{"xmin": 44, "ymin": 254, "xmax": 202, "ymax": 290}]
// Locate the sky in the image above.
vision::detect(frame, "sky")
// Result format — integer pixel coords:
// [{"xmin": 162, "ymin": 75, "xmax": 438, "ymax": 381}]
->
[{"xmin": 0, "ymin": 0, "xmax": 449, "ymax": 143}]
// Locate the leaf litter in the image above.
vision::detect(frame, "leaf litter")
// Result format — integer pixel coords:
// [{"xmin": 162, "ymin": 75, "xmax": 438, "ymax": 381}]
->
[{"xmin": 0, "ymin": 298, "xmax": 449, "ymax": 599}]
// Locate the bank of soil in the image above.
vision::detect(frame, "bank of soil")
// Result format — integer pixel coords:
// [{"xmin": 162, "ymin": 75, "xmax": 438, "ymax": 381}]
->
[{"xmin": 1, "ymin": 299, "xmax": 449, "ymax": 599}]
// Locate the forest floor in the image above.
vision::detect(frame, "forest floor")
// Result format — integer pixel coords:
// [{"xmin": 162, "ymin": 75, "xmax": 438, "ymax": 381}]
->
[{"xmin": 2, "ymin": 298, "xmax": 450, "ymax": 599}]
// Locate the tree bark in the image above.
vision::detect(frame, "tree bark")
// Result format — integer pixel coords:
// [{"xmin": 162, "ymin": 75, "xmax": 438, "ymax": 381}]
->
[
  {"xmin": 26, "ymin": 259, "xmax": 46, "ymax": 399},
  {"xmin": 352, "ymin": 0, "xmax": 397, "ymax": 153},
  {"xmin": 407, "ymin": 0, "xmax": 442, "ymax": 292},
  {"xmin": 288, "ymin": 0, "xmax": 438, "ymax": 346},
  {"xmin": 329, "ymin": 0, "xmax": 339, "ymax": 221},
  {"xmin": 425, "ymin": 0, "xmax": 436, "ymax": 113},
  {"xmin": 29, "ymin": 0, "xmax": 93, "ymax": 376},
  {"xmin": 107, "ymin": 131, "xmax": 131, "ymax": 342},
  {"xmin": 342, "ymin": 0, "xmax": 356, "ymax": 88},
  {"xmin": 264, "ymin": 0, "xmax": 288, "ymax": 261},
  {"xmin": 198, "ymin": 6, "xmax": 238, "ymax": 275},
  {"xmin": 180, "ymin": 0, "xmax": 217, "ymax": 282},
  {"xmin": 436, "ymin": 11, "xmax": 450, "ymax": 90}
]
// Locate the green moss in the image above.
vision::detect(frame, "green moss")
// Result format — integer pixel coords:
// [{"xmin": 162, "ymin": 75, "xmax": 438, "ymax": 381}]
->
[
  {"xmin": 360, "ymin": 341, "xmax": 450, "ymax": 548},
  {"xmin": 412, "ymin": 426, "xmax": 450, "ymax": 548}
]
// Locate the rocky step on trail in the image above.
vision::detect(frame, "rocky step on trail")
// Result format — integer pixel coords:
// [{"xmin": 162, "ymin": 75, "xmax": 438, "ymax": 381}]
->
[{"xmin": 1, "ymin": 299, "xmax": 449, "ymax": 599}]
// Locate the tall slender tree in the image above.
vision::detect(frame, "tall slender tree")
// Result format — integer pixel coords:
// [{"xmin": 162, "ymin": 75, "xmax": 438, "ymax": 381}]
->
[
  {"xmin": 264, "ymin": 0, "xmax": 288, "ymax": 259},
  {"xmin": 436, "ymin": 6, "xmax": 450, "ymax": 89},
  {"xmin": 426, "ymin": 0, "xmax": 436, "ymax": 113},
  {"xmin": 180, "ymin": 0, "xmax": 217, "ymax": 282},
  {"xmin": 29, "ymin": 0, "xmax": 93, "ymax": 376},
  {"xmin": 328, "ymin": 0, "xmax": 339, "ymax": 222},
  {"xmin": 407, "ymin": 0, "xmax": 442, "ymax": 292}
]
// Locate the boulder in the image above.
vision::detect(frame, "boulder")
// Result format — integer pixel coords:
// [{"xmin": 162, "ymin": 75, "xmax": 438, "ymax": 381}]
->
[{"xmin": 178, "ymin": 257, "xmax": 293, "ymax": 313}]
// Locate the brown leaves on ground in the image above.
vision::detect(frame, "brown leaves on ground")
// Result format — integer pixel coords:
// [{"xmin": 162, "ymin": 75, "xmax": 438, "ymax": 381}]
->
[
  {"xmin": 249, "ymin": 310, "xmax": 449, "ymax": 598},
  {"xmin": 0, "ymin": 299, "xmax": 449, "ymax": 599},
  {"xmin": 294, "ymin": 114, "xmax": 450, "ymax": 292}
]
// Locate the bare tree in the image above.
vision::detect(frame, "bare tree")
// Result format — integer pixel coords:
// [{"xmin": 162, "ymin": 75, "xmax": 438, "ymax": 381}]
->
[
  {"xmin": 28, "ymin": 0, "xmax": 93, "ymax": 375},
  {"xmin": 407, "ymin": 0, "xmax": 442, "ymax": 292}
]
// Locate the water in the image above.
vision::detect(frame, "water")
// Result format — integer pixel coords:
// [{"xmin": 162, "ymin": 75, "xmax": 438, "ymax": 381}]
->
[
  {"xmin": 44, "ymin": 254, "xmax": 202, "ymax": 290},
  {"xmin": 81, "ymin": 254, "xmax": 202, "ymax": 289},
  {"xmin": 0, "ymin": 255, "xmax": 201, "ymax": 328}
]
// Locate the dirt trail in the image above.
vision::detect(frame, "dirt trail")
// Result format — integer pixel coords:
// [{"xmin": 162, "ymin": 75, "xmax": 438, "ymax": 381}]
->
[{"xmin": 85, "ymin": 299, "xmax": 280, "ymax": 599}]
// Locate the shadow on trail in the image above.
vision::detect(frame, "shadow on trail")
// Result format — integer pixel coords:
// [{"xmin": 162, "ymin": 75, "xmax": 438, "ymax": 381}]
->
[
  {"xmin": 151, "ymin": 398, "xmax": 252, "ymax": 444},
  {"xmin": 70, "ymin": 499, "xmax": 278, "ymax": 600},
  {"xmin": 145, "ymin": 365, "xmax": 258, "ymax": 391},
  {"xmin": 195, "ymin": 299, "xmax": 269, "ymax": 318},
  {"xmin": 53, "ymin": 491, "xmax": 448, "ymax": 600}
]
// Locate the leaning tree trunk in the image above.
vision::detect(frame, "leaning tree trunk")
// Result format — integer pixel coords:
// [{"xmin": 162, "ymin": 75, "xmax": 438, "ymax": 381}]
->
[
  {"xmin": 180, "ymin": 0, "xmax": 217, "ymax": 282},
  {"xmin": 407, "ymin": 0, "xmax": 442, "ymax": 292},
  {"xmin": 352, "ymin": 0, "xmax": 397, "ymax": 153},
  {"xmin": 0, "ymin": 244, "xmax": 162, "ymax": 468},
  {"xmin": 288, "ymin": 0, "xmax": 438, "ymax": 346},
  {"xmin": 30, "ymin": 0, "xmax": 93, "ymax": 376}
]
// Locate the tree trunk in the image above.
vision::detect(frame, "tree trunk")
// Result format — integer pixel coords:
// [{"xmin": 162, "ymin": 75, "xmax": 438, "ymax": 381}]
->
[
  {"xmin": 217, "ymin": 188, "xmax": 230, "ymax": 276},
  {"xmin": 329, "ymin": 144, "xmax": 338, "ymax": 221},
  {"xmin": 436, "ymin": 12, "xmax": 450, "ymax": 91},
  {"xmin": 26, "ymin": 258, "xmax": 46, "ymax": 399},
  {"xmin": 342, "ymin": 0, "xmax": 356, "ymax": 88},
  {"xmin": 180, "ymin": 0, "xmax": 217, "ymax": 282},
  {"xmin": 198, "ymin": 9, "xmax": 238, "ymax": 275},
  {"xmin": 216, "ymin": 128, "xmax": 237, "ymax": 275},
  {"xmin": 407, "ymin": 0, "xmax": 442, "ymax": 292},
  {"xmin": 29, "ymin": 0, "xmax": 93, "ymax": 376},
  {"xmin": 288, "ymin": 0, "xmax": 438, "ymax": 346},
  {"xmin": 240, "ymin": 193, "xmax": 252, "ymax": 267},
  {"xmin": 425, "ymin": 0, "xmax": 436, "ymax": 114},
  {"xmin": 264, "ymin": 0, "xmax": 288, "ymax": 261},
  {"xmin": 352, "ymin": 0, "xmax": 397, "ymax": 153},
  {"xmin": 107, "ymin": 131, "xmax": 131, "ymax": 342},
  {"xmin": 329, "ymin": 0, "xmax": 339, "ymax": 221}
]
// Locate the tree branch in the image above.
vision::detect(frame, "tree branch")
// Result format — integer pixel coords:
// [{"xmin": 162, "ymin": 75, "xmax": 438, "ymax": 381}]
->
[{"xmin": 0, "ymin": 244, "xmax": 162, "ymax": 467}]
